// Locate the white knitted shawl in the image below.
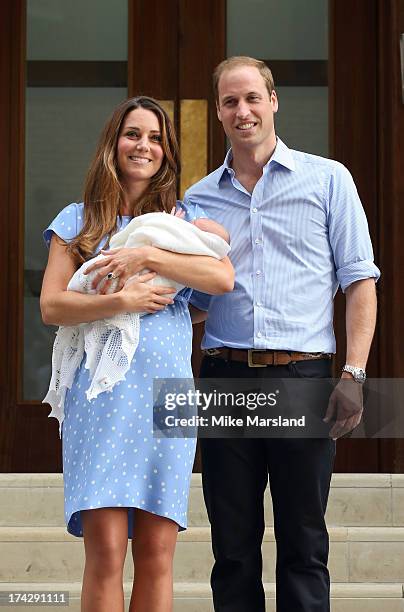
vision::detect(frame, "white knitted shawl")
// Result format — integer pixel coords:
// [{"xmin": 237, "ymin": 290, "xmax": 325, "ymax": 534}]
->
[{"xmin": 43, "ymin": 212, "xmax": 230, "ymax": 436}]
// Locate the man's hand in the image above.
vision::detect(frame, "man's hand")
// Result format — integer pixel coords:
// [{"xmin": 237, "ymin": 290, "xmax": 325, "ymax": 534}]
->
[{"xmin": 323, "ymin": 375, "xmax": 363, "ymax": 439}]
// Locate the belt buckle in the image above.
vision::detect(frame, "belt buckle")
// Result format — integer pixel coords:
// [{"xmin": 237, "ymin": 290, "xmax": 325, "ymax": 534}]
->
[
  {"xmin": 204, "ymin": 348, "xmax": 221, "ymax": 357},
  {"xmin": 248, "ymin": 349, "xmax": 268, "ymax": 368}
]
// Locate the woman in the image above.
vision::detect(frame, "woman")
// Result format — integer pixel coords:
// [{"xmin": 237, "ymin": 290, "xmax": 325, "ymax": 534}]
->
[{"xmin": 40, "ymin": 96, "xmax": 234, "ymax": 612}]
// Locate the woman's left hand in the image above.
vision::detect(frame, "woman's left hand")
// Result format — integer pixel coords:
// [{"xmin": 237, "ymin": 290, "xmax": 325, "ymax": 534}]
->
[{"xmin": 84, "ymin": 246, "xmax": 153, "ymax": 293}]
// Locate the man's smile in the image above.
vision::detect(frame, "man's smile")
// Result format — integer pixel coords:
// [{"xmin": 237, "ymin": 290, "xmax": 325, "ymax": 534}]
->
[{"xmin": 236, "ymin": 122, "xmax": 257, "ymax": 131}]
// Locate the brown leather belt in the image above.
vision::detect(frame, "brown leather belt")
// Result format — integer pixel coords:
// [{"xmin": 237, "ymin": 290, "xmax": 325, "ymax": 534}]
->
[{"xmin": 203, "ymin": 347, "xmax": 332, "ymax": 368}]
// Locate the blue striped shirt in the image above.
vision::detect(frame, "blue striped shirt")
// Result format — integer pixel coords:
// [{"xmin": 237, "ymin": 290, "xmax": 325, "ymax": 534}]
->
[{"xmin": 185, "ymin": 138, "xmax": 380, "ymax": 353}]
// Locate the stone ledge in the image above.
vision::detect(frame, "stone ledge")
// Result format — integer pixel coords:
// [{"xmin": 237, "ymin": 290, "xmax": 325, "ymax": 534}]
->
[
  {"xmin": 0, "ymin": 473, "xmax": 396, "ymax": 489},
  {"xmin": 0, "ymin": 582, "xmax": 402, "ymax": 598},
  {"xmin": 3, "ymin": 525, "xmax": 404, "ymax": 543},
  {"xmin": 0, "ymin": 474, "xmax": 63, "ymax": 488},
  {"xmin": 391, "ymin": 475, "xmax": 404, "ymax": 487}
]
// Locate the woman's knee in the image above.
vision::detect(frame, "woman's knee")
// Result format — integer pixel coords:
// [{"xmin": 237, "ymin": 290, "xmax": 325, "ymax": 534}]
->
[
  {"xmin": 87, "ymin": 538, "xmax": 127, "ymax": 575},
  {"xmin": 82, "ymin": 509, "xmax": 128, "ymax": 578},
  {"xmin": 132, "ymin": 512, "xmax": 178, "ymax": 575},
  {"xmin": 134, "ymin": 535, "xmax": 176, "ymax": 575}
]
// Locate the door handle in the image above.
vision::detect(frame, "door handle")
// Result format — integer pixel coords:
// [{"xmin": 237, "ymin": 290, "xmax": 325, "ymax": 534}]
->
[{"xmin": 400, "ymin": 34, "xmax": 404, "ymax": 104}]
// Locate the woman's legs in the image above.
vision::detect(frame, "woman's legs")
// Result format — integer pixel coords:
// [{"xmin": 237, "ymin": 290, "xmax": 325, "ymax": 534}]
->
[
  {"xmin": 129, "ymin": 509, "xmax": 179, "ymax": 612},
  {"xmin": 81, "ymin": 508, "xmax": 128, "ymax": 612}
]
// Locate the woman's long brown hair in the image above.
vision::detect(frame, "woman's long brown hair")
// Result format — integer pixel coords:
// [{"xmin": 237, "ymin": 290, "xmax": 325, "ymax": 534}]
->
[{"xmin": 67, "ymin": 96, "xmax": 180, "ymax": 262}]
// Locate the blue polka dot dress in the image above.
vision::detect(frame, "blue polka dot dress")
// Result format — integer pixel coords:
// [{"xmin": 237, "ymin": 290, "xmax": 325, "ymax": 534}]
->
[{"xmin": 44, "ymin": 202, "xmax": 205, "ymax": 538}]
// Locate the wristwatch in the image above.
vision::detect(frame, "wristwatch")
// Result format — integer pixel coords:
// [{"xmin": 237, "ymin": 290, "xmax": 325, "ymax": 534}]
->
[{"xmin": 342, "ymin": 364, "xmax": 366, "ymax": 384}]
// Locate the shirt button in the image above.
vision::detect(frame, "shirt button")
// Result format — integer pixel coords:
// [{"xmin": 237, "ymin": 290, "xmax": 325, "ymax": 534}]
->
[
  {"xmin": 256, "ymin": 301, "xmax": 263, "ymax": 307},
  {"xmin": 256, "ymin": 270, "xmax": 261, "ymax": 275},
  {"xmin": 255, "ymin": 238, "xmax": 261, "ymax": 245},
  {"xmin": 257, "ymin": 332, "xmax": 263, "ymax": 338},
  {"xmin": 252, "ymin": 207, "xmax": 258, "ymax": 213}
]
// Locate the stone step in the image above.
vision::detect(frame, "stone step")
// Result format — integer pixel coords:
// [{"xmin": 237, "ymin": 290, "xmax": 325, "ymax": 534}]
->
[
  {"xmin": 1, "ymin": 526, "xmax": 404, "ymax": 584},
  {"xmin": 1, "ymin": 473, "xmax": 403, "ymax": 527},
  {"xmin": 0, "ymin": 582, "xmax": 402, "ymax": 612}
]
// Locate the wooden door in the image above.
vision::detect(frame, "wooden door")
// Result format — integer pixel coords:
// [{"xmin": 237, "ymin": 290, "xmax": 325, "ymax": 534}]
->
[{"xmin": 330, "ymin": 0, "xmax": 404, "ymax": 472}]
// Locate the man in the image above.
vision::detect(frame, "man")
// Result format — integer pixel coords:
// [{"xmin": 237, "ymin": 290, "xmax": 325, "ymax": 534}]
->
[{"xmin": 184, "ymin": 56, "xmax": 380, "ymax": 612}]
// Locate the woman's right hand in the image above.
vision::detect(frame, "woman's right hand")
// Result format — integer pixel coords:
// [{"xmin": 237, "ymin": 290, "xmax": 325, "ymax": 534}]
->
[{"xmin": 120, "ymin": 271, "xmax": 176, "ymax": 314}]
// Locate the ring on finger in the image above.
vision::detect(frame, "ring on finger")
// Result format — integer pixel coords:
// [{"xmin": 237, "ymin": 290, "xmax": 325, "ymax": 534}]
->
[{"xmin": 107, "ymin": 272, "xmax": 119, "ymax": 280}]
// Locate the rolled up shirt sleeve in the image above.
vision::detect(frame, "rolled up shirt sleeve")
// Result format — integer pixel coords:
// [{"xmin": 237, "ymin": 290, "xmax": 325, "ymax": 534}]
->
[{"xmin": 327, "ymin": 163, "xmax": 381, "ymax": 293}]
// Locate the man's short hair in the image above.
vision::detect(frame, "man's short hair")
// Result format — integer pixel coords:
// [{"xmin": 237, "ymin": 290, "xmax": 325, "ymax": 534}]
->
[{"xmin": 213, "ymin": 56, "xmax": 275, "ymax": 103}]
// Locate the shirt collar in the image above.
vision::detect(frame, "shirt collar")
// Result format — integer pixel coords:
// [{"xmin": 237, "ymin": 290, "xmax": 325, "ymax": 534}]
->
[
  {"xmin": 271, "ymin": 137, "xmax": 296, "ymax": 171},
  {"xmin": 216, "ymin": 149, "xmax": 234, "ymax": 184},
  {"xmin": 216, "ymin": 136, "xmax": 295, "ymax": 184}
]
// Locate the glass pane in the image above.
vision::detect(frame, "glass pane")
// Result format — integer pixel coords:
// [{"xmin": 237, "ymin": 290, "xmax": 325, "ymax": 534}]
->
[
  {"xmin": 226, "ymin": 0, "xmax": 328, "ymax": 156},
  {"xmin": 24, "ymin": 1, "xmax": 128, "ymax": 401},
  {"xmin": 276, "ymin": 87, "xmax": 328, "ymax": 157},
  {"xmin": 27, "ymin": 0, "xmax": 128, "ymax": 60},
  {"xmin": 227, "ymin": 0, "xmax": 327, "ymax": 60}
]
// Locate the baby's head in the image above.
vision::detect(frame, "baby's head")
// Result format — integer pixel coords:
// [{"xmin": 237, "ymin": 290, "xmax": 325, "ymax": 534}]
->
[
  {"xmin": 193, "ymin": 218, "xmax": 230, "ymax": 244},
  {"xmin": 171, "ymin": 206, "xmax": 229, "ymax": 243}
]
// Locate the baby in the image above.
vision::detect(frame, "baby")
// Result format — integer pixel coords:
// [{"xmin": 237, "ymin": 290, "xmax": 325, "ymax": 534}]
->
[{"xmin": 73, "ymin": 207, "xmax": 230, "ymax": 296}]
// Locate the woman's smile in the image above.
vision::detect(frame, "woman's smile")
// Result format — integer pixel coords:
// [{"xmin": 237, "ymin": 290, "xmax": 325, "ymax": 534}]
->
[{"xmin": 128, "ymin": 156, "xmax": 152, "ymax": 164}]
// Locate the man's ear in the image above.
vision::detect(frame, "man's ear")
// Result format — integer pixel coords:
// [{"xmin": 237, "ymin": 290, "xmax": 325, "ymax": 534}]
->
[
  {"xmin": 271, "ymin": 90, "xmax": 279, "ymax": 114},
  {"xmin": 216, "ymin": 102, "xmax": 222, "ymax": 122}
]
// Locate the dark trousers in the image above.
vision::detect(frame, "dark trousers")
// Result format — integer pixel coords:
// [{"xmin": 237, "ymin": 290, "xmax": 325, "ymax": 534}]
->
[{"xmin": 199, "ymin": 356, "xmax": 336, "ymax": 612}]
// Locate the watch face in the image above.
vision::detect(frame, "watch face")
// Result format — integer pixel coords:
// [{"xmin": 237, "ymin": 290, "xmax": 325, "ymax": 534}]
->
[
  {"xmin": 343, "ymin": 366, "xmax": 366, "ymax": 383},
  {"xmin": 355, "ymin": 369, "xmax": 366, "ymax": 383}
]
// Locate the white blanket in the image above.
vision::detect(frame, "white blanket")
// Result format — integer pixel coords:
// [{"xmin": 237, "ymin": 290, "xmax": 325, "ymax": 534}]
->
[{"xmin": 43, "ymin": 212, "xmax": 230, "ymax": 436}]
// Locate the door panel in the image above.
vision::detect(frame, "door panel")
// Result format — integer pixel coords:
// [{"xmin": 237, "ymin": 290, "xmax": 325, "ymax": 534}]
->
[
  {"xmin": 377, "ymin": 0, "xmax": 404, "ymax": 471},
  {"xmin": 330, "ymin": 0, "xmax": 380, "ymax": 472}
]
